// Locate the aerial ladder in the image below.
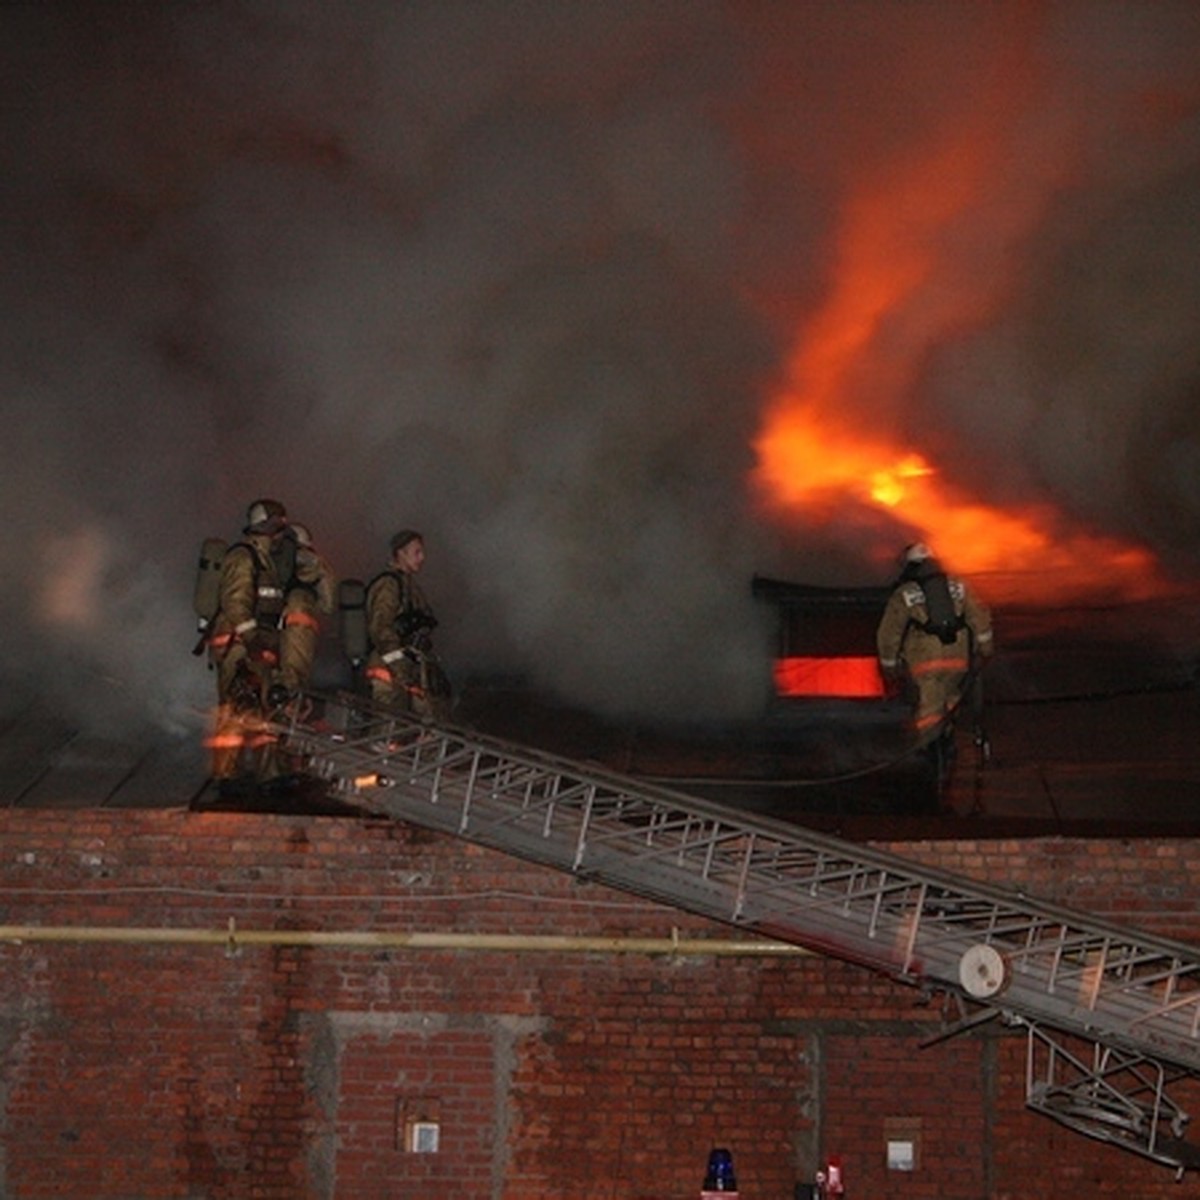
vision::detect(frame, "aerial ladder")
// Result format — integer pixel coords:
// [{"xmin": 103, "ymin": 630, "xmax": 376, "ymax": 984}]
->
[{"xmin": 276, "ymin": 691, "xmax": 1200, "ymax": 1174}]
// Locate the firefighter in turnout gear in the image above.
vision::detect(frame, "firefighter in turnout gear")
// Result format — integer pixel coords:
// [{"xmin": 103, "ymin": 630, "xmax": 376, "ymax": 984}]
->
[
  {"xmin": 205, "ymin": 499, "xmax": 292, "ymax": 783},
  {"xmin": 364, "ymin": 529, "xmax": 452, "ymax": 722},
  {"xmin": 876, "ymin": 542, "xmax": 994, "ymax": 750},
  {"xmin": 276, "ymin": 520, "xmax": 337, "ymax": 697}
]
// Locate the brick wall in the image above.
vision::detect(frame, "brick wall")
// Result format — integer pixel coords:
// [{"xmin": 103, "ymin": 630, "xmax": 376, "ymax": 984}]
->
[{"xmin": 0, "ymin": 810, "xmax": 1196, "ymax": 1199}]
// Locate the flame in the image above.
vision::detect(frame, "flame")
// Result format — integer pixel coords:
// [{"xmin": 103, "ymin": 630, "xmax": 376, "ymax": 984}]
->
[
  {"xmin": 774, "ymin": 656, "xmax": 884, "ymax": 699},
  {"xmin": 756, "ymin": 398, "xmax": 1165, "ymax": 603},
  {"xmin": 751, "ymin": 107, "xmax": 1167, "ymax": 605}
]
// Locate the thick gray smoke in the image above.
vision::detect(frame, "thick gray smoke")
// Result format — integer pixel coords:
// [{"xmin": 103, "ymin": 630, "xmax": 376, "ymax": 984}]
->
[{"xmin": 2, "ymin": 1, "xmax": 1198, "ymax": 737}]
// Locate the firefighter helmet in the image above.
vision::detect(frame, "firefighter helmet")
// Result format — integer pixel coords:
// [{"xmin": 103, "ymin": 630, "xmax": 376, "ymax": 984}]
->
[
  {"xmin": 290, "ymin": 521, "xmax": 313, "ymax": 549},
  {"xmin": 904, "ymin": 542, "xmax": 933, "ymax": 565},
  {"xmin": 244, "ymin": 498, "xmax": 288, "ymax": 535}
]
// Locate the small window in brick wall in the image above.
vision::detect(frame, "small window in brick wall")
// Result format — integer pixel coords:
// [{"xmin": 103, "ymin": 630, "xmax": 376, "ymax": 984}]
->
[
  {"xmin": 884, "ymin": 1116, "xmax": 921, "ymax": 1171},
  {"xmin": 398, "ymin": 1098, "xmax": 441, "ymax": 1153}
]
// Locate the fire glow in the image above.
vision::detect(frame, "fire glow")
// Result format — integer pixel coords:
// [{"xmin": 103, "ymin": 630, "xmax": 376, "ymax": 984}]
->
[
  {"xmin": 755, "ymin": 406, "xmax": 1160, "ymax": 599},
  {"xmin": 750, "ymin": 126, "xmax": 1166, "ymax": 606}
]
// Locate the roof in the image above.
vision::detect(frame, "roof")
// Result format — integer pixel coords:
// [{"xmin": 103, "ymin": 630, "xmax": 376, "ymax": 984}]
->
[
  {"xmin": 2, "ymin": 592, "xmax": 1197, "ymax": 839},
  {"xmin": 0, "ymin": 711, "xmax": 208, "ymax": 810}
]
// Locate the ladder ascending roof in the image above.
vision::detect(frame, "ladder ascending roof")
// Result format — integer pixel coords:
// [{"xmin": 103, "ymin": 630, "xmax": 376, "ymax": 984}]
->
[{"xmin": 277, "ymin": 692, "xmax": 1200, "ymax": 1173}]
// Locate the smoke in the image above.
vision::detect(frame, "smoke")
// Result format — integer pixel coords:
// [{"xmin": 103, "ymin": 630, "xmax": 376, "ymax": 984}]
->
[{"xmin": 2, "ymin": 1, "xmax": 1198, "ymax": 736}]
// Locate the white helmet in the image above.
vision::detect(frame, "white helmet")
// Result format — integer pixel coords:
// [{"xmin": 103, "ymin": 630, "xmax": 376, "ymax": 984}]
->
[
  {"xmin": 904, "ymin": 541, "xmax": 933, "ymax": 565},
  {"xmin": 244, "ymin": 498, "xmax": 288, "ymax": 535}
]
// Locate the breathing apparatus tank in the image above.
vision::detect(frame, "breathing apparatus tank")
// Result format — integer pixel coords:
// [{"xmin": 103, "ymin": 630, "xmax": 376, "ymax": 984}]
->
[
  {"xmin": 193, "ymin": 537, "xmax": 228, "ymax": 642},
  {"xmin": 338, "ymin": 578, "xmax": 369, "ymax": 671}
]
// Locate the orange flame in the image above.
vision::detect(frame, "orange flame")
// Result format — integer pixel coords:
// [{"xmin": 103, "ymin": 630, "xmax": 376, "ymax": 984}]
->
[
  {"xmin": 755, "ymin": 405, "xmax": 1160, "ymax": 598},
  {"xmin": 751, "ymin": 111, "xmax": 1167, "ymax": 605}
]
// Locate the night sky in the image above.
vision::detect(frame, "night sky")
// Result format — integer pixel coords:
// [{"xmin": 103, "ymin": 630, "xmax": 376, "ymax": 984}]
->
[{"xmin": 3, "ymin": 1, "xmax": 1199, "ymax": 739}]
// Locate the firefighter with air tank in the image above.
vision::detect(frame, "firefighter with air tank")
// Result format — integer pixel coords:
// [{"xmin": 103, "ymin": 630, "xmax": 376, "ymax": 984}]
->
[
  {"xmin": 876, "ymin": 542, "xmax": 993, "ymax": 758},
  {"xmin": 196, "ymin": 499, "xmax": 336, "ymax": 789},
  {"xmin": 364, "ymin": 529, "xmax": 453, "ymax": 723}
]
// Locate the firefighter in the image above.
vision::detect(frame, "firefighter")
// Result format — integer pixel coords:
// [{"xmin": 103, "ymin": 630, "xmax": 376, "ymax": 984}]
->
[
  {"xmin": 876, "ymin": 542, "xmax": 994, "ymax": 750},
  {"xmin": 364, "ymin": 529, "xmax": 452, "ymax": 722},
  {"xmin": 276, "ymin": 520, "xmax": 336, "ymax": 698},
  {"xmin": 206, "ymin": 498, "xmax": 291, "ymax": 783}
]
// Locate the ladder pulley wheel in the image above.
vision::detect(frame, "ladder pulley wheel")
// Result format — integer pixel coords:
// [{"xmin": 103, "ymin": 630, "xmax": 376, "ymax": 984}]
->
[{"xmin": 959, "ymin": 943, "xmax": 1009, "ymax": 999}]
